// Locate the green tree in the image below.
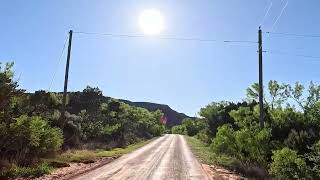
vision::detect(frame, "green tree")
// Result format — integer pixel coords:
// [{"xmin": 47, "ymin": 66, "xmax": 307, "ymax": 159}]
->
[
  {"xmin": 171, "ymin": 125, "xmax": 186, "ymax": 134},
  {"xmin": 181, "ymin": 118, "xmax": 205, "ymax": 136},
  {"xmin": 306, "ymin": 140, "xmax": 320, "ymax": 177},
  {"xmin": 0, "ymin": 62, "xmax": 24, "ymax": 110},
  {"xmin": 199, "ymin": 101, "xmax": 254, "ymax": 140},
  {"xmin": 270, "ymin": 147, "xmax": 309, "ymax": 180},
  {"xmin": 210, "ymin": 124, "xmax": 237, "ymax": 156},
  {"xmin": 3, "ymin": 115, "xmax": 63, "ymax": 164}
]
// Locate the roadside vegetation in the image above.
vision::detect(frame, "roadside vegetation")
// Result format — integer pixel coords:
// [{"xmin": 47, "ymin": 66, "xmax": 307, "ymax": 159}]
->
[
  {"xmin": 55, "ymin": 138, "xmax": 155, "ymax": 163},
  {"xmin": 0, "ymin": 62, "xmax": 165, "ymax": 179},
  {"xmin": 185, "ymin": 136, "xmax": 233, "ymax": 166},
  {"xmin": 174, "ymin": 80, "xmax": 320, "ymax": 179}
]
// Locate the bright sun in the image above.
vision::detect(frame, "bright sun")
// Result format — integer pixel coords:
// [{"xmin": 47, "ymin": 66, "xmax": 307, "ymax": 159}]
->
[{"xmin": 139, "ymin": 9, "xmax": 164, "ymax": 35}]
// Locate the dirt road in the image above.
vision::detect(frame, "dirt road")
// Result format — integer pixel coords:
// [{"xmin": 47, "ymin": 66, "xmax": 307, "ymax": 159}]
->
[{"xmin": 72, "ymin": 134, "xmax": 209, "ymax": 180}]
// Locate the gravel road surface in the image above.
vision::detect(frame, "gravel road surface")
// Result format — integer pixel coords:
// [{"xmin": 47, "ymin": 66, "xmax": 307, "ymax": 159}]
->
[{"xmin": 72, "ymin": 134, "xmax": 209, "ymax": 180}]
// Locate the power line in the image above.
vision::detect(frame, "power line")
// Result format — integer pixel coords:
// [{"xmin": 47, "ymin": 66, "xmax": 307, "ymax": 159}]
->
[
  {"xmin": 222, "ymin": 40, "xmax": 257, "ymax": 43},
  {"xmin": 73, "ymin": 31, "xmax": 257, "ymax": 44},
  {"xmin": 48, "ymin": 35, "xmax": 68, "ymax": 91},
  {"xmin": 260, "ymin": 0, "xmax": 273, "ymax": 26},
  {"xmin": 266, "ymin": 50, "xmax": 320, "ymax": 61},
  {"xmin": 265, "ymin": 32, "xmax": 320, "ymax": 38},
  {"xmin": 270, "ymin": 0, "xmax": 289, "ymax": 32}
]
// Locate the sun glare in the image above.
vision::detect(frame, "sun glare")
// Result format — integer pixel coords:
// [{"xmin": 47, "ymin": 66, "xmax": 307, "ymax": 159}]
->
[{"xmin": 139, "ymin": 9, "xmax": 164, "ymax": 35}]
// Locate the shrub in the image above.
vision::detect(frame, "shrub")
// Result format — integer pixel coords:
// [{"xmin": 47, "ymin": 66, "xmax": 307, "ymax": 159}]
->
[
  {"xmin": 284, "ymin": 129, "xmax": 316, "ymax": 153},
  {"xmin": 196, "ymin": 129, "xmax": 211, "ymax": 144},
  {"xmin": 3, "ymin": 115, "xmax": 63, "ymax": 164},
  {"xmin": 210, "ymin": 124, "xmax": 237, "ymax": 156},
  {"xmin": 211, "ymin": 124, "xmax": 271, "ymax": 166},
  {"xmin": 306, "ymin": 140, "xmax": 320, "ymax": 178},
  {"xmin": 182, "ymin": 119, "xmax": 204, "ymax": 136},
  {"xmin": 171, "ymin": 125, "xmax": 186, "ymax": 134},
  {"xmin": 234, "ymin": 128, "xmax": 271, "ymax": 165},
  {"xmin": 270, "ymin": 147, "xmax": 309, "ymax": 179},
  {"xmin": 0, "ymin": 162, "xmax": 52, "ymax": 179}
]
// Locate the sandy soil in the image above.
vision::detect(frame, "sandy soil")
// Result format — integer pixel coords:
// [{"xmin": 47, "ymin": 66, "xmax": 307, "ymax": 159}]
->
[{"xmin": 202, "ymin": 164, "xmax": 245, "ymax": 180}]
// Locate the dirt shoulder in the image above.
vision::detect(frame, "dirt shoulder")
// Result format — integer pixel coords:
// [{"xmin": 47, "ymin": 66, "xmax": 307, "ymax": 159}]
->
[
  {"xmin": 202, "ymin": 164, "xmax": 245, "ymax": 180},
  {"xmin": 37, "ymin": 157, "xmax": 116, "ymax": 180},
  {"xmin": 33, "ymin": 138, "xmax": 156, "ymax": 180}
]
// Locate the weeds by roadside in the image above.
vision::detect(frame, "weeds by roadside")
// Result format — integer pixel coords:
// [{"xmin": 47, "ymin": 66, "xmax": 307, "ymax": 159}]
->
[
  {"xmin": 0, "ymin": 138, "xmax": 156, "ymax": 179},
  {"xmin": 185, "ymin": 136, "xmax": 270, "ymax": 179},
  {"xmin": 0, "ymin": 162, "xmax": 52, "ymax": 179},
  {"xmin": 185, "ymin": 136, "xmax": 235, "ymax": 167}
]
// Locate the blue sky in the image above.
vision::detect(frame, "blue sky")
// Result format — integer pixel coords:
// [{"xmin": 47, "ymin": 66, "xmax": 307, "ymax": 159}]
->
[{"xmin": 1, "ymin": 0, "xmax": 320, "ymax": 116}]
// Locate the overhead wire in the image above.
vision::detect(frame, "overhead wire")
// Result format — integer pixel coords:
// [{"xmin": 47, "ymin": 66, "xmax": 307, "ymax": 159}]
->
[
  {"xmin": 266, "ymin": 50, "xmax": 320, "ymax": 61},
  {"xmin": 261, "ymin": 1, "xmax": 320, "ymax": 62},
  {"xmin": 259, "ymin": 0, "xmax": 290, "ymax": 56},
  {"xmin": 265, "ymin": 32, "xmax": 320, "ymax": 38},
  {"xmin": 270, "ymin": 0, "xmax": 289, "ymax": 32},
  {"xmin": 260, "ymin": 0, "xmax": 273, "ymax": 26},
  {"xmin": 48, "ymin": 35, "xmax": 68, "ymax": 91},
  {"xmin": 73, "ymin": 31, "xmax": 257, "ymax": 44}
]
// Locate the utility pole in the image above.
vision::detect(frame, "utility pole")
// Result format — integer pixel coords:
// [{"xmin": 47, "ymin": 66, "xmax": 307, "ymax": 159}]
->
[
  {"xmin": 258, "ymin": 26, "xmax": 264, "ymax": 128},
  {"xmin": 61, "ymin": 30, "xmax": 73, "ymax": 123}
]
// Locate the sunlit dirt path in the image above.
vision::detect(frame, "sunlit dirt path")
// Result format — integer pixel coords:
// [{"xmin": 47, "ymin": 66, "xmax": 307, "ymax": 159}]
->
[{"xmin": 72, "ymin": 134, "xmax": 209, "ymax": 180}]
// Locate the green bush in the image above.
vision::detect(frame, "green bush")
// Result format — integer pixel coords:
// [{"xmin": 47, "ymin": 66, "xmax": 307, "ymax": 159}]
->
[
  {"xmin": 234, "ymin": 128, "xmax": 271, "ymax": 164},
  {"xmin": 210, "ymin": 124, "xmax": 237, "ymax": 156},
  {"xmin": 171, "ymin": 125, "xmax": 186, "ymax": 134},
  {"xmin": 306, "ymin": 140, "xmax": 320, "ymax": 177},
  {"xmin": 4, "ymin": 115, "xmax": 63, "ymax": 163},
  {"xmin": 0, "ymin": 62, "xmax": 168, "ymax": 171},
  {"xmin": 79, "ymin": 100, "xmax": 165, "ymax": 146},
  {"xmin": 196, "ymin": 129, "xmax": 211, "ymax": 144},
  {"xmin": 0, "ymin": 163, "xmax": 52, "ymax": 179},
  {"xmin": 182, "ymin": 119, "xmax": 203, "ymax": 136},
  {"xmin": 211, "ymin": 123, "xmax": 271, "ymax": 166},
  {"xmin": 171, "ymin": 119, "xmax": 206, "ymax": 136},
  {"xmin": 270, "ymin": 147, "xmax": 309, "ymax": 180},
  {"xmin": 191, "ymin": 81, "xmax": 320, "ymax": 178}
]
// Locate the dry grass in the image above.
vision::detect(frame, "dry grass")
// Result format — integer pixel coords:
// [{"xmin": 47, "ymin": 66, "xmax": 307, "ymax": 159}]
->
[
  {"xmin": 96, "ymin": 138, "xmax": 155, "ymax": 157},
  {"xmin": 55, "ymin": 138, "xmax": 156, "ymax": 164},
  {"xmin": 56, "ymin": 150, "xmax": 97, "ymax": 163},
  {"xmin": 185, "ymin": 136, "xmax": 234, "ymax": 166}
]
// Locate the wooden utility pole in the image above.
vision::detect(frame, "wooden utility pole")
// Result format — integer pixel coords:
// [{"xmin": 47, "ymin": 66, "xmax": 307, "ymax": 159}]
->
[
  {"xmin": 61, "ymin": 30, "xmax": 73, "ymax": 120},
  {"xmin": 258, "ymin": 26, "xmax": 264, "ymax": 128}
]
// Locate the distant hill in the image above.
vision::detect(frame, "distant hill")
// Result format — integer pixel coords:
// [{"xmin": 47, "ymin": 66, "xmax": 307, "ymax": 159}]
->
[{"xmin": 117, "ymin": 100, "xmax": 191, "ymax": 127}]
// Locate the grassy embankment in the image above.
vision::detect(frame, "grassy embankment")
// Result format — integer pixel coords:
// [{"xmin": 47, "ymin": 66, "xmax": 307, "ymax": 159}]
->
[
  {"xmin": 55, "ymin": 138, "xmax": 155, "ymax": 163},
  {"xmin": 0, "ymin": 138, "xmax": 155, "ymax": 179},
  {"xmin": 185, "ymin": 136, "xmax": 235, "ymax": 167},
  {"xmin": 186, "ymin": 136, "xmax": 270, "ymax": 178}
]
